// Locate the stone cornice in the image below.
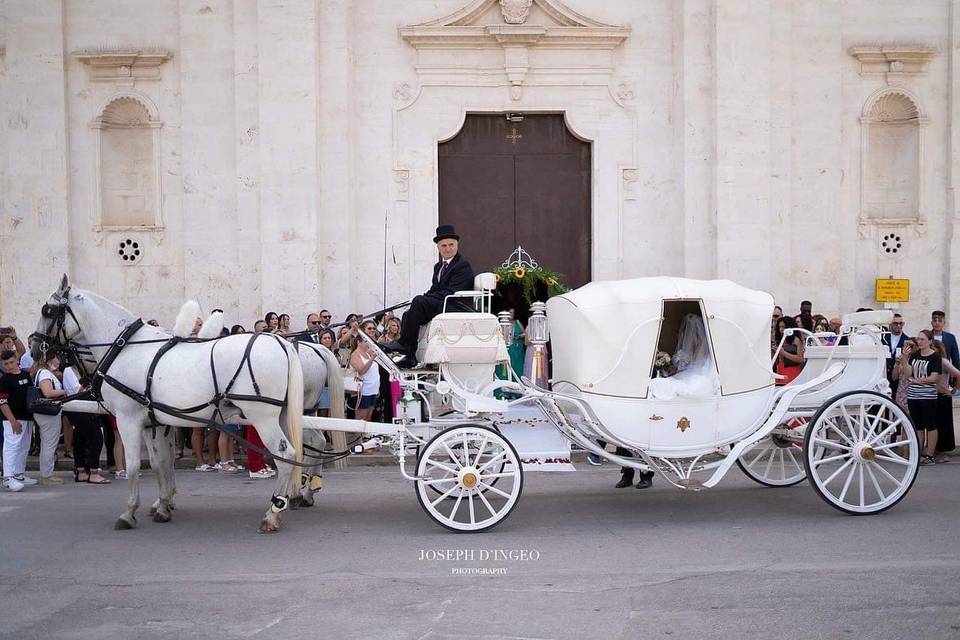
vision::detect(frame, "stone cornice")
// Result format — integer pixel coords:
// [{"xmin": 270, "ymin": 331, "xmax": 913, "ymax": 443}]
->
[
  {"xmin": 848, "ymin": 45, "xmax": 938, "ymax": 79},
  {"xmin": 400, "ymin": 0, "xmax": 629, "ymax": 100},
  {"xmin": 73, "ymin": 47, "xmax": 173, "ymax": 84}
]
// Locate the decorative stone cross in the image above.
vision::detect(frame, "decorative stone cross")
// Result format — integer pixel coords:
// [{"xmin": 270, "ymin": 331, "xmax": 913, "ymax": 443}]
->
[{"xmin": 506, "ymin": 127, "xmax": 523, "ymax": 145}]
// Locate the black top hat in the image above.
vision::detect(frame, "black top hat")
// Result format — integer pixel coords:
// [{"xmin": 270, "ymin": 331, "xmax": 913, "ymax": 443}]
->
[{"xmin": 433, "ymin": 224, "xmax": 460, "ymax": 243}]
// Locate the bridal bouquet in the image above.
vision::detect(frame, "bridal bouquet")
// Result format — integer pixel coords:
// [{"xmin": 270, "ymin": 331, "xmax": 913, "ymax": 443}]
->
[{"xmin": 654, "ymin": 351, "xmax": 672, "ymax": 377}]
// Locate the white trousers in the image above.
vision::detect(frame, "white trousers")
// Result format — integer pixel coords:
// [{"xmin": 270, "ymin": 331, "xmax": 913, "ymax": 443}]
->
[
  {"xmin": 2, "ymin": 419, "xmax": 33, "ymax": 478},
  {"xmin": 33, "ymin": 412, "xmax": 62, "ymax": 478}
]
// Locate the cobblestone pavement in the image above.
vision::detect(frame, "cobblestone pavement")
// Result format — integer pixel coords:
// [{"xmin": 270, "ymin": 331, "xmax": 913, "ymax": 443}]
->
[{"xmin": 1, "ymin": 463, "xmax": 958, "ymax": 640}]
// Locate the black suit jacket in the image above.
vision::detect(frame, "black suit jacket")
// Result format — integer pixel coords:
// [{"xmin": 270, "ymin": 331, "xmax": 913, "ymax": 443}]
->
[
  {"xmin": 882, "ymin": 332, "xmax": 910, "ymax": 379},
  {"xmin": 424, "ymin": 253, "xmax": 474, "ymax": 305}
]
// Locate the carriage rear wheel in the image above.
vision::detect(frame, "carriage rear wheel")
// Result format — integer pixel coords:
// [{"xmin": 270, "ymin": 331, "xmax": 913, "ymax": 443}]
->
[
  {"xmin": 737, "ymin": 420, "xmax": 808, "ymax": 487},
  {"xmin": 804, "ymin": 391, "xmax": 919, "ymax": 515},
  {"xmin": 414, "ymin": 424, "xmax": 523, "ymax": 532}
]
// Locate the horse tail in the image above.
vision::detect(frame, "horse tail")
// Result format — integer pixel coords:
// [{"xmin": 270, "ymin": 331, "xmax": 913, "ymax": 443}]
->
[
  {"xmin": 316, "ymin": 344, "xmax": 345, "ymax": 419},
  {"xmin": 279, "ymin": 339, "xmax": 304, "ymax": 475}
]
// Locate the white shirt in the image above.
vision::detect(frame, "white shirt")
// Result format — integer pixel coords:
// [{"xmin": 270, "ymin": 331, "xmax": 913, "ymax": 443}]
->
[
  {"xmin": 361, "ymin": 360, "xmax": 380, "ymax": 396},
  {"xmin": 19, "ymin": 352, "xmax": 33, "ymax": 370},
  {"xmin": 63, "ymin": 366, "xmax": 82, "ymax": 395},
  {"xmin": 889, "ymin": 332, "xmax": 905, "ymax": 355}
]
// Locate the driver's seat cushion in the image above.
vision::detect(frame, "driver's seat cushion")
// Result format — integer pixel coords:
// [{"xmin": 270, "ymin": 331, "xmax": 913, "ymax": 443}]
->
[{"xmin": 416, "ymin": 313, "xmax": 509, "ymax": 364}]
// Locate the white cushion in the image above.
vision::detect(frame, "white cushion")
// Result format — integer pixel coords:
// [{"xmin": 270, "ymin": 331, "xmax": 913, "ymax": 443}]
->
[
  {"xmin": 474, "ymin": 272, "xmax": 497, "ymax": 291},
  {"xmin": 416, "ymin": 313, "xmax": 509, "ymax": 364}
]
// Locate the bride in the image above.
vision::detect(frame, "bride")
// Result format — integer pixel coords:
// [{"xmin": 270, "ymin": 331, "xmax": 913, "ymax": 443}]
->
[{"xmin": 648, "ymin": 313, "xmax": 720, "ymax": 400}]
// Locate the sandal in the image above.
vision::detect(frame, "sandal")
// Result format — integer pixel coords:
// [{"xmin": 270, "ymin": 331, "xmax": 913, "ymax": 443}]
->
[
  {"xmin": 75, "ymin": 469, "xmax": 89, "ymax": 483},
  {"xmin": 87, "ymin": 474, "xmax": 111, "ymax": 484}
]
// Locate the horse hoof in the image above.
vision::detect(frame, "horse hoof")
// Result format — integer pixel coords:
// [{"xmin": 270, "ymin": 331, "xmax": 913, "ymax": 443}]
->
[
  {"xmin": 114, "ymin": 517, "xmax": 135, "ymax": 530},
  {"xmin": 289, "ymin": 496, "xmax": 304, "ymax": 509},
  {"xmin": 152, "ymin": 511, "xmax": 171, "ymax": 523},
  {"xmin": 258, "ymin": 519, "xmax": 281, "ymax": 534},
  {"xmin": 300, "ymin": 495, "xmax": 315, "ymax": 508},
  {"xmin": 148, "ymin": 506, "xmax": 157, "ymax": 517}
]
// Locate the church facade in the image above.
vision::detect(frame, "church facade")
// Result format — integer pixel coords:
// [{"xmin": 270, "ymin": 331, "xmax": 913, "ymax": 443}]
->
[{"xmin": 1, "ymin": 0, "xmax": 957, "ymax": 332}]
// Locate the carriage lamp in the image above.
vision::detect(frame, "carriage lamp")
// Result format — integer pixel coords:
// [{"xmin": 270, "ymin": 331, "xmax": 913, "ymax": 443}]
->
[
  {"xmin": 498, "ymin": 311, "xmax": 513, "ymax": 347},
  {"xmin": 528, "ymin": 302, "xmax": 549, "ymax": 344},
  {"xmin": 528, "ymin": 302, "xmax": 549, "ymax": 387}
]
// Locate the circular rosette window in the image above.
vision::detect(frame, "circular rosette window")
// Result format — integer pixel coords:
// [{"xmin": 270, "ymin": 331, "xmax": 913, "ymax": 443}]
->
[{"xmin": 116, "ymin": 238, "xmax": 144, "ymax": 265}]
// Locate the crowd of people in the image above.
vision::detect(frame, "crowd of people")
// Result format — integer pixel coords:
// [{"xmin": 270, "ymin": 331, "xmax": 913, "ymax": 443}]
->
[
  {"xmin": 3, "ymin": 293, "xmax": 958, "ymax": 493},
  {"xmin": 771, "ymin": 301, "xmax": 957, "ymax": 465}
]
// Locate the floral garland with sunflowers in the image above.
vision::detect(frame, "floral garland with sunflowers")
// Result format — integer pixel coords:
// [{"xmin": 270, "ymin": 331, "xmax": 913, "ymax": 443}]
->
[{"xmin": 494, "ymin": 264, "xmax": 568, "ymax": 302}]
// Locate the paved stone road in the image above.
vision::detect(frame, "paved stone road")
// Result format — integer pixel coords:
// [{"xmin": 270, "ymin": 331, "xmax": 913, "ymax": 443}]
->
[{"xmin": 1, "ymin": 463, "xmax": 958, "ymax": 640}]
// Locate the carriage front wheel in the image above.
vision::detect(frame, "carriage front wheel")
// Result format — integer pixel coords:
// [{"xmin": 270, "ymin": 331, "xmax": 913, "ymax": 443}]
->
[
  {"xmin": 414, "ymin": 424, "xmax": 523, "ymax": 533},
  {"xmin": 804, "ymin": 391, "xmax": 919, "ymax": 515}
]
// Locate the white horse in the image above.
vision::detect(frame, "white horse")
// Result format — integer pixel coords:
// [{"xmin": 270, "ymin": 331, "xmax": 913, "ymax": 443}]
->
[{"xmin": 31, "ymin": 276, "xmax": 308, "ymax": 533}]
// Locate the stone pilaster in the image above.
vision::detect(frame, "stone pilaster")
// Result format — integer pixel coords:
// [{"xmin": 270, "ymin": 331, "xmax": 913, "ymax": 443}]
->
[
  {"xmin": 947, "ymin": 0, "xmax": 960, "ymax": 325},
  {"xmin": 0, "ymin": 0, "xmax": 71, "ymax": 331},
  {"xmin": 714, "ymin": 0, "xmax": 773, "ymax": 291}
]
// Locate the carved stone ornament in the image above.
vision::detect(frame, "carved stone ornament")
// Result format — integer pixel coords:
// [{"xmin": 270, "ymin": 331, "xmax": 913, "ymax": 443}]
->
[
  {"xmin": 500, "ymin": 0, "xmax": 533, "ymax": 24},
  {"xmin": 848, "ymin": 45, "xmax": 937, "ymax": 80},
  {"xmin": 73, "ymin": 48, "xmax": 172, "ymax": 85},
  {"xmin": 400, "ymin": 1, "xmax": 629, "ymax": 103}
]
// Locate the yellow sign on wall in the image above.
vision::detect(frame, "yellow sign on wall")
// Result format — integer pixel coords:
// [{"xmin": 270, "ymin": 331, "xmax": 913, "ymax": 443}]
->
[{"xmin": 875, "ymin": 278, "xmax": 910, "ymax": 303}]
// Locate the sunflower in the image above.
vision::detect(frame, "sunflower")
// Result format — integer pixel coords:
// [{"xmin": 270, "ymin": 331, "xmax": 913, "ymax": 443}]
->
[{"xmin": 514, "ymin": 267, "xmax": 526, "ymax": 279}]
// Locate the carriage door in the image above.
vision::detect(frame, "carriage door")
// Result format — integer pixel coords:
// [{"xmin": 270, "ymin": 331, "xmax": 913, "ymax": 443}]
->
[{"xmin": 438, "ymin": 114, "xmax": 592, "ymax": 288}]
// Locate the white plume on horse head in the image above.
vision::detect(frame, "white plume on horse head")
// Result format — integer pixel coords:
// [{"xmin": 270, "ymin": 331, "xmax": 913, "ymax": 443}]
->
[
  {"xmin": 174, "ymin": 300, "xmax": 201, "ymax": 338},
  {"xmin": 197, "ymin": 311, "xmax": 224, "ymax": 339}
]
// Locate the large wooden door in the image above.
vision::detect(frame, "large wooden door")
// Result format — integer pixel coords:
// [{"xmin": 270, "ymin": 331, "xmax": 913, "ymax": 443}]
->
[{"xmin": 439, "ymin": 114, "xmax": 591, "ymax": 288}]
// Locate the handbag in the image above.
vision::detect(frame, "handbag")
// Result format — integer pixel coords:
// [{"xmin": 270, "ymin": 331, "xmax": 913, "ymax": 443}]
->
[
  {"xmin": 28, "ymin": 373, "xmax": 61, "ymax": 416},
  {"xmin": 343, "ymin": 367, "xmax": 362, "ymax": 394}
]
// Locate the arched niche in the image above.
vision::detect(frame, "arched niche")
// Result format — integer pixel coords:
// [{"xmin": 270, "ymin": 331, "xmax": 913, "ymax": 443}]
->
[
  {"xmin": 91, "ymin": 92, "xmax": 163, "ymax": 231},
  {"xmin": 859, "ymin": 88, "xmax": 927, "ymax": 227}
]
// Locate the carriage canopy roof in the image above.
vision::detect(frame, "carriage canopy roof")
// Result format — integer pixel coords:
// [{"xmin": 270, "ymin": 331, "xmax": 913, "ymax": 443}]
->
[{"xmin": 546, "ymin": 277, "xmax": 776, "ymax": 398}]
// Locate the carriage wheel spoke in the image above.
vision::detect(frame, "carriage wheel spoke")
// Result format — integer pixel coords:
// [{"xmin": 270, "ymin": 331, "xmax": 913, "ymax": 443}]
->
[
  {"xmin": 872, "ymin": 439, "xmax": 910, "ymax": 453},
  {"xmin": 813, "ymin": 452, "xmax": 850, "ymax": 467},
  {"xmin": 468, "ymin": 493, "xmax": 476, "ymax": 525},
  {"xmin": 426, "ymin": 458, "xmax": 459, "ymax": 475},
  {"xmin": 875, "ymin": 454, "xmax": 911, "ymax": 466},
  {"xmin": 868, "ymin": 425, "xmax": 897, "ymax": 447},
  {"xmin": 784, "ymin": 447, "xmax": 802, "ymax": 474},
  {"xmin": 442, "ymin": 442, "xmax": 463, "ymax": 467},
  {"xmin": 838, "ymin": 463, "xmax": 857, "ymax": 502},
  {"xmin": 480, "ymin": 472, "xmax": 515, "ymax": 480},
  {"xmin": 449, "ymin": 492, "xmax": 464, "ymax": 521},
  {"xmin": 840, "ymin": 405, "xmax": 861, "ymax": 442},
  {"xmin": 858, "ymin": 465, "xmax": 865, "ymax": 507},
  {"xmin": 822, "ymin": 458, "xmax": 854, "ymax": 486},
  {"xmin": 479, "ymin": 450, "xmax": 507, "ymax": 472},
  {"xmin": 478, "ymin": 481, "xmax": 512, "ymax": 499},
  {"xmin": 477, "ymin": 488, "xmax": 496, "ymax": 517},
  {"xmin": 777, "ymin": 448, "xmax": 785, "ymax": 480},
  {"xmin": 745, "ymin": 446, "xmax": 771, "ymax": 469},
  {"xmin": 473, "ymin": 435, "xmax": 489, "ymax": 467},
  {"xmin": 812, "ymin": 437, "xmax": 851, "ymax": 451},
  {"xmin": 864, "ymin": 407, "xmax": 886, "ymax": 441},
  {"xmin": 826, "ymin": 421, "xmax": 855, "ymax": 447},
  {"xmin": 423, "ymin": 476, "xmax": 458, "ymax": 487},
  {"xmin": 763, "ymin": 445, "xmax": 776, "ymax": 478},
  {"xmin": 872, "ymin": 460, "xmax": 905, "ymax": 486},
  {"xmin": 431, "ymin": 484, "xmax": 461, "ymax": 507},
  {"xmin": 865, "ymin": 463, "xmax": 887, "ymax": 501}
]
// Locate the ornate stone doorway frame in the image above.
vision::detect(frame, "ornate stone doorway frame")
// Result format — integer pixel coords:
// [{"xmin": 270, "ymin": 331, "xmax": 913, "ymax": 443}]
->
[{"xmin": 393, "ymin": 0, "xmax": 634, "ymax": 296}]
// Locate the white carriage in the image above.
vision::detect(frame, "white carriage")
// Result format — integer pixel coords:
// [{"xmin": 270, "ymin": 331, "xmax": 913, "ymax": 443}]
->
[
  {"xmin": 41, "ymin": 273, "xmax": 920, "ymax": 534},
  {"xmin": 324, "ymin": 274, "xmax": 920, "ymax": 532}
]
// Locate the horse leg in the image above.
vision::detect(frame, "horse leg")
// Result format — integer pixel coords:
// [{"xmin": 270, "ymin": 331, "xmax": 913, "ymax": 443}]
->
[
  {"xmin": 115, "ymin": 416, "xmax": 146, "ymax": 530},
  {"xmin": 298, "ymin": 429, "xmax": 327, "ymax": 508},
  {"xmin": 146, "ymin": 428, "xmax": 176, "ymax": 523},
  {"xmin": 250, "ymin": 421, "xmax": 298, "ymax": 533}
]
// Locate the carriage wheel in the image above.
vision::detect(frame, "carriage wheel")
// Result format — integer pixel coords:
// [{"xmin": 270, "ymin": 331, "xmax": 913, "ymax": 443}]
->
[
  {"xmin": 804, "ymin": 391, "xmax": 919, "ymax": 515},
  {"xmin": 737, "ymin": 420, "xmax": 808, "ymax": 487},
  {"xmin": 414, "ymin": 425, "xmax": 523, "ymax": 532},
  {"xmin": 422, "ymin": 433, "xmax": 508, "ymax": 500}
]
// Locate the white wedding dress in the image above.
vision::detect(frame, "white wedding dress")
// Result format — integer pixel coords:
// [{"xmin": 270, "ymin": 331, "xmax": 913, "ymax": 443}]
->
[{"xmin": 648, "ymin": 314, "xmax": 721, "ymax": 400}]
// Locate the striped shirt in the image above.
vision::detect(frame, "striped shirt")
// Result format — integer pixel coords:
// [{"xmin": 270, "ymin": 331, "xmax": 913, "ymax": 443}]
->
[{"xmin": 906, "ymin": 352, "xmax": 942, "ymax": 400}]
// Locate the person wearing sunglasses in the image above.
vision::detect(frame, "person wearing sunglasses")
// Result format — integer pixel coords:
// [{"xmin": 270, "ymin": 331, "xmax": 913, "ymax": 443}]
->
[{"xmin": 883, "ymin": 313, "xmax": 910, "ymax": 398}]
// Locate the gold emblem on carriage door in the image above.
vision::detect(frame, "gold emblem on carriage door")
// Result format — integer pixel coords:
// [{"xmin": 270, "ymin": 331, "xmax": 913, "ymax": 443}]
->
[{"xmin": 677, "ymin": 417, "xmax": 691, "ymax": 433}]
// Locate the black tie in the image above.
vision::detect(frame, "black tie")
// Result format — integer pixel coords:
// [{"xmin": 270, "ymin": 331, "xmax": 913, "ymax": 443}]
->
[{"xmin": 439, "ymin": 261, "xmax": 450, "ymax": 280}]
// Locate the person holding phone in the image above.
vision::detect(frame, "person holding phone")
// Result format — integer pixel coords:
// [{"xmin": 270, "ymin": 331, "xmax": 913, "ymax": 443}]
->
[
  {"xmin": 883, "ymin": 313, "xmax": 910, "ymax": 398},
  {"xmin": 896, "ymin": 331, "xmax": 941, "ymax": 465}
]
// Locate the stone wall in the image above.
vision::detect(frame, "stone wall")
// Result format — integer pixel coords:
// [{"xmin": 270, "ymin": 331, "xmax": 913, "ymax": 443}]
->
[{"xmin": 0, "ymin": 0, "xmax": 957, "ymax": 338}]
